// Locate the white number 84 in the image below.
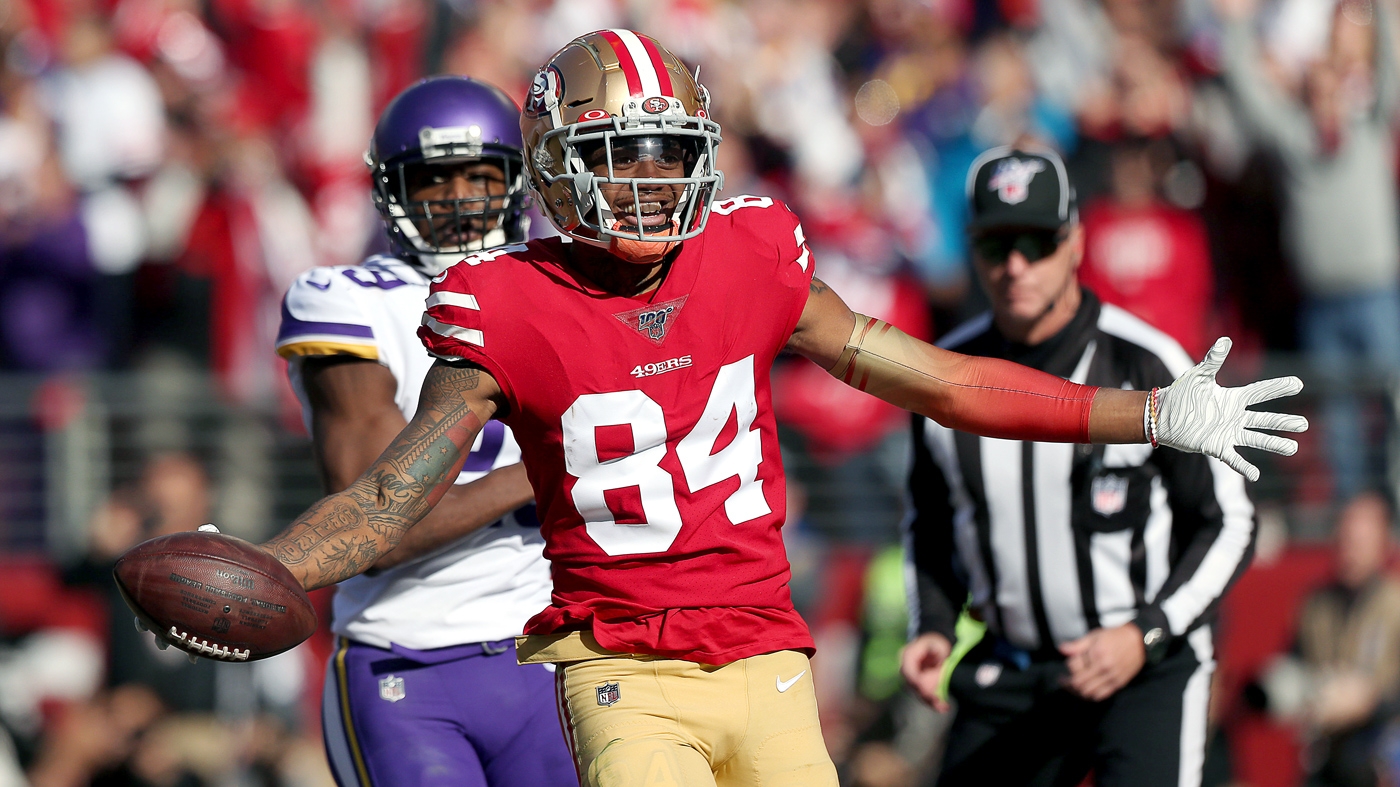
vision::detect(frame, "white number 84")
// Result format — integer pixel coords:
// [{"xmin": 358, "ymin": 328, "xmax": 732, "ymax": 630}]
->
[{"xmin": 561, "ymin": 356, "xmax": 771, "ymax": 556}]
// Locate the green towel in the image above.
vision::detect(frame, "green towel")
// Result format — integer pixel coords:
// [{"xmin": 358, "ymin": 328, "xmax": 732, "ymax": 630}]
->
[{"xmin": 939, "ymin": 610, "xmax": 987, "ymax": 702}]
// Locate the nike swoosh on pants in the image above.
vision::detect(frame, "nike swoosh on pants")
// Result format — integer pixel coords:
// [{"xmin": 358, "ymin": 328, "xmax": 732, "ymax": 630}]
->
[{"xmin": 776, "ymin": 670, "xmax": 807, "ymax": 693}]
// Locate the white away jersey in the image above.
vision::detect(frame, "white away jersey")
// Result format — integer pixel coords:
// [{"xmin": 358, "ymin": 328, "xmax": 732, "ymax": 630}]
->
[{"xmin": 277, "ymin": 254, "xmax": 551, "ymax": 650}]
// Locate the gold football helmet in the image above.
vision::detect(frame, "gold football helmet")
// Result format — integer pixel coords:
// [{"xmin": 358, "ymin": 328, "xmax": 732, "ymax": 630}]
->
[{"xmin": 521, "ymin": 29, "xmax": 723, "ymax": 256}]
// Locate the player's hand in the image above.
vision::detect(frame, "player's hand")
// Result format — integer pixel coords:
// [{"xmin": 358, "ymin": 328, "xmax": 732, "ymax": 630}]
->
[
  {"xmin": 1152, "ymin": 337, "xmax": 1307, "ymax": 481},
  {"xmin": 900, "ymin": 633, "xmax": 953, "ymax": 712},
  {"xmin": 1060, "ymin": 623, "xmax": 1147, "ymax": 701}
]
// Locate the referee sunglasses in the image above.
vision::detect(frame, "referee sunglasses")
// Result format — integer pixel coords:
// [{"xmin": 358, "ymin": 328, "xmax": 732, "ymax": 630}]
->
[{"xmin": 973, "ymin": 229, "xmax": 1068, "ymax": 264}]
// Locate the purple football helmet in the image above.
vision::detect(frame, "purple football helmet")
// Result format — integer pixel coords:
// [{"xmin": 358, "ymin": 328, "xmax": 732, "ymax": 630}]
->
[{"xmin": 368, "ymin": 76, "xmax": 530, "ymax": 274}]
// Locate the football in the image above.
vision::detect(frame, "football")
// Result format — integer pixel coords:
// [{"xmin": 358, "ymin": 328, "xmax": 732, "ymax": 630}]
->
[{"xmin": 113, "ymin": 531, "xmax": 317, "ymax": 661}]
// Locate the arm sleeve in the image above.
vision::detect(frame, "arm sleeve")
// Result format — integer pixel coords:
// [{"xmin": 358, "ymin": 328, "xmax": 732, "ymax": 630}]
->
[
  {"xmin": 933, "ymin": 353, "xmax": 1097, "ymax": 443},
  {"xmin": 1134, "ymin": 360, "xmax": 1256, "ymax": 644},
  {"xmin": 1219, "ymin": 18, "xmax": 1317, "ymax": 157},
  {"xmin": 276, "ymin": 268, "xmax": 379, "ymax": 361},
  {"xmin": 833, "ymin": 319, "xmax": 1098, "ymax": 444},
  {"xmin": 904, "ymin": 414, "xmax": 967, "ymax": 642}
]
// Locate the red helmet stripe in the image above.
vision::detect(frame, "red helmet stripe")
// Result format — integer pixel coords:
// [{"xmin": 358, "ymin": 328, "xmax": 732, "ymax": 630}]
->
[
  {"xmin": 637, "ymin": 35, "xmax": 673, "ymax": 96},
  {"xmin": 598, "ymin": 29, "xmax": 644, "ymax": 96}
]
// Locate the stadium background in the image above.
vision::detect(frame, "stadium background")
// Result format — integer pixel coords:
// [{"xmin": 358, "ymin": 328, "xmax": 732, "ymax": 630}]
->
[{"xmin": 0, "ymin": 0, "xmax": 1382, "ymax": 784}]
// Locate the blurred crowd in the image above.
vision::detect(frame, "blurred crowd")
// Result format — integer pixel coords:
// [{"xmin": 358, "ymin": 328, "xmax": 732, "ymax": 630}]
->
[
  {"xmin": 4, "ymin": 0, "xmax": 1400, "ymax": 784},
  {"xmin": 1, "ymin": 452, "xmax": 330, "ymax": 787}
]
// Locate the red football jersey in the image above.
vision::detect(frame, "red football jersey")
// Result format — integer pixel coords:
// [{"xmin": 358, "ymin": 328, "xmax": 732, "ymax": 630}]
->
[{"xmin": 418, "ymin": 195, "xmax": 816, "ymax": 664}]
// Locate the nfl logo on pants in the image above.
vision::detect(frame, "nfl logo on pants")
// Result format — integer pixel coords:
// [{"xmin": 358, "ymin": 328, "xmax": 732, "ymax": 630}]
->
[
  {"xmin": 379, "ymin": 674, "xmax": 406, "ymax": 703},
  {"xmin": 596, "ymin": 682, "xmax": 621, "ymax": 707}
]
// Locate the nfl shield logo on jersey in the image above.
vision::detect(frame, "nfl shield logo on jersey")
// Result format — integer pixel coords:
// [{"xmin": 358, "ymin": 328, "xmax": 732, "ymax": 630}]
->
[
  {"xmin": 1091, "ymin": 474, "xmax": 1129, "ymax": 516},
  {"xmin": 988, "ymin": 158, "xmax": 1046, "ymax": 205},
  {"xmin": 379, "ymin": 674, "xmax": 406, "ymax": 703},
  {"xmin": 596, "ymin": 682, "xmax": 621, "ymax": 707}
]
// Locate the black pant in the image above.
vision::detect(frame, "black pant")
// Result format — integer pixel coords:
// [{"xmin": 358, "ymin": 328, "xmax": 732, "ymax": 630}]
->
[{"xmin": 936, "ymin": 633, "xmax": 1213, "ymax": 787}]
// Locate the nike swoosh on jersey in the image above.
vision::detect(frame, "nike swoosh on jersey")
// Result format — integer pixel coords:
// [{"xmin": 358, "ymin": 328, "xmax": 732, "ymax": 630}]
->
[{"xmin": 776, "ymin": 670, "xmax": 807, "ymax": 693}]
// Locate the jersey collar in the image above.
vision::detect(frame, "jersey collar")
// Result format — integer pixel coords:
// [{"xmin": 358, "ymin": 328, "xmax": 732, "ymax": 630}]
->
[{"xmin": 535, "ymin": 233, "xmax": 706, "ymax": 304}]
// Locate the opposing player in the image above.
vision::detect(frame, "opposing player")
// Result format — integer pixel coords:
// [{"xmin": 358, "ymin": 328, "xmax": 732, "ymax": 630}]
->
[
  {"xmin": 274, "ymin": 76, "xmax": 575, "ymax": 787},
  {"xmin": 254, "ymin": 32, "xmax": 1304, "ymax": 787}
]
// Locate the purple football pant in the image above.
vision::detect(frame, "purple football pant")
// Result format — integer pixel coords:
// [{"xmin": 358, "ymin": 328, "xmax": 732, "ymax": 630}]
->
[{"xmin": 322, "ymin": 637, "xmax": 578, "ymax": 787}]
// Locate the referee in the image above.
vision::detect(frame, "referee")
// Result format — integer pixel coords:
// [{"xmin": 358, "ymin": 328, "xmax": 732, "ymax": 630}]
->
[{"xmin": 901, "ymin": 147, "xmax": 1255, "ymax": 786}]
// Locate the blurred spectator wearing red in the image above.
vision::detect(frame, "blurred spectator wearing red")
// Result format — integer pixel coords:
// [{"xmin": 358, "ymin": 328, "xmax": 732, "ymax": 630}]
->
[{"xmin": 1079, "ymin": 138, "xmax": 1214, "ymax": 358}]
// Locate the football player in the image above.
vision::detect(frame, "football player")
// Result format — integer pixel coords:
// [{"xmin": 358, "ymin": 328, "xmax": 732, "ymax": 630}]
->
[
  {"xmin": 258, "ymin": 32, "xmax": 1305, "ymax": 787},
  {"xmin": 274, "ymin": 77, "xmax": 576, "ymax": 787}
]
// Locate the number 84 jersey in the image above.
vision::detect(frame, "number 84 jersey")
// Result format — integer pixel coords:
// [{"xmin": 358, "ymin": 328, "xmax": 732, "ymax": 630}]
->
[{"xmin": 420, "ymin": 196, "xmax": 816, "ymax": 665}]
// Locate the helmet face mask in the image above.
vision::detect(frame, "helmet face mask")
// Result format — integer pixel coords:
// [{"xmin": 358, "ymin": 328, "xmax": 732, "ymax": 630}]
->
[
  {"xmin": 522, "ymin": 30, "xmax": 724, "ymax": 255},
  {"xmin": 539, "ymin": 111, "xmax": 721, "ymax": 246},
  {"xmin": 369, "ymin": 77, "xmax": 532, "ymax": 275},
  {"xmin": 382, "ymin": 152, "xmax": 527, "ymax": 259},
  {"xmin": 574, "ymin": 135, "xmax": 699, "ymax": 238}
]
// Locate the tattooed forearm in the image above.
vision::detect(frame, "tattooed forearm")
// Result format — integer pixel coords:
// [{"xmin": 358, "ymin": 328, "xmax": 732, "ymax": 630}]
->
[
  {"xmin": 268, "ymin": 497, "xmax": 370, "ymax": 565},
  {"xmin": 264, "ymin": 361, "xmax": 491, "ymax": 590}
]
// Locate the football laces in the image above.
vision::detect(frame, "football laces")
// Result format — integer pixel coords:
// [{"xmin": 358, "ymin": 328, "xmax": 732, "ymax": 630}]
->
[{"xmin": 167, "ymin": 626, "xmax": 251, "ymax": 662}]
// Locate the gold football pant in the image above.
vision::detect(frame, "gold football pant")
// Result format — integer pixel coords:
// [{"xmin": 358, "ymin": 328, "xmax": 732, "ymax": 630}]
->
[{"xmin": 519, "ymin": 632, "xmax": 838, "ymax": 787}]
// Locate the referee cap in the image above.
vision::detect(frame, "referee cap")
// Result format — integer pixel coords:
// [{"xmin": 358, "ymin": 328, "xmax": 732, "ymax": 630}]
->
[{"xmin": 966, "ymin": 146, "xmax": 1077, "ymax": 236}]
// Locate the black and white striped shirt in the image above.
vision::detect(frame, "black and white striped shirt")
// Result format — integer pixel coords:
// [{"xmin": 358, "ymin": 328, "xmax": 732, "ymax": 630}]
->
[{"xmin": 906, "ymin": 291, "xmax": 1256, "ymax": 655}]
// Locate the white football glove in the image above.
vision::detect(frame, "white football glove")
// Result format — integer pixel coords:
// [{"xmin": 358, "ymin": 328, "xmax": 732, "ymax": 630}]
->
[{"xmin": 1152, "ymin": 337, "xmax": 1308, "ymax": 482}]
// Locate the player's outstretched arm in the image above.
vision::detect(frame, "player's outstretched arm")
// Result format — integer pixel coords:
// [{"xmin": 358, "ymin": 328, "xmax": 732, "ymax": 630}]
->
[
  {"xmin": 299, "ymin": 357, "xmax": 532, "ymax": 572},
  {"xmin": 786, "ymin": 279, "xmax": 1307, "ymax": 480},
  {"xmin": 263, "ymin": 360, "xmax": 502, "ymax": 590}
]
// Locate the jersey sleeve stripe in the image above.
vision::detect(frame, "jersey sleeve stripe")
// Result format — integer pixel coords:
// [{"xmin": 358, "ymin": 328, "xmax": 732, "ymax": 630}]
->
[
  {"xmin": 276, "ymin": 340, "xmax": 379, "ymax": 360},
  {"xmin": 425, "ymin": 292, "xmax": 480, "ymax": 310},
  {"xmin": 1159, "ymin": 458, "xmax": 1254, "ymax": 635},
  {"xmin": 421, "ymin": 314, "xmax": 484, "ymax": 347},
  {"xmin": 277, "ymin": 311, "xmax": 375, "ymax": 343}
]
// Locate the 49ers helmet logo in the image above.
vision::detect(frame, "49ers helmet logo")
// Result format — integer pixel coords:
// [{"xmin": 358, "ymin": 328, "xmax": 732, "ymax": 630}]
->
[
  {"xmin": 524, "ymin": 66, "xmax": 564, "ymax": 118},
  {"xmin": 641, "ymin": 97, "xmax": 669, "ymax": 114}
]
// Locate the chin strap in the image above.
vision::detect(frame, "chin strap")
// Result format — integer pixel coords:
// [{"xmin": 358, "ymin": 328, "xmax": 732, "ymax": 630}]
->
[{"xmin": 827, "ymin": 313, "xmax": 1099, "ymax": 444}]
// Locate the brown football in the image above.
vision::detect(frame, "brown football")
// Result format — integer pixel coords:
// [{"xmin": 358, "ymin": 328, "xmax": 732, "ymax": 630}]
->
[{"xmin": 113, "ymin": 531, "xmax": 316, "ymax": 661}]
